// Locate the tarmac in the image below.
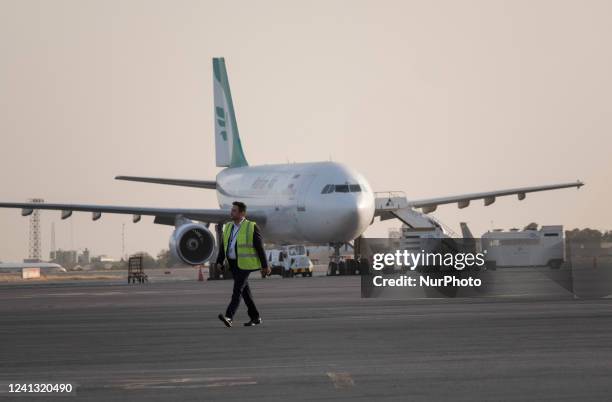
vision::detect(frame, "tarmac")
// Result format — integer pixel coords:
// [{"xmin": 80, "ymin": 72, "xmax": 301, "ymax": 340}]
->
[{"xmin": 1, "ymin": 272, "xmax": 612, "ymax": 401}]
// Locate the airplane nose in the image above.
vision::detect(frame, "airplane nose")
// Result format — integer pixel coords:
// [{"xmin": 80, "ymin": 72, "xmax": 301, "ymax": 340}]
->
[
  {"xmin": 334, "ymin": 193, "xmax": 374, "ymax": 240},
  {"xmin": 304, "ymin": 190, "xmax": 375, "ymax": 243}
]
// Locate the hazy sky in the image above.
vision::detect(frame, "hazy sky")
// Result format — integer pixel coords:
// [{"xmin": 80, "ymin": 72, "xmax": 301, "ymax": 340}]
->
[{"xmin": 0, "ymin": 0, "xmax": 610, "ymax": 262}]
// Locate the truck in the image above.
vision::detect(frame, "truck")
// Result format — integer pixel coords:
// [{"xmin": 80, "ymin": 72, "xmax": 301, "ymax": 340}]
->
[{"xmin": 481, "ymin": 224, "xmax": 564, "ymax": 269}]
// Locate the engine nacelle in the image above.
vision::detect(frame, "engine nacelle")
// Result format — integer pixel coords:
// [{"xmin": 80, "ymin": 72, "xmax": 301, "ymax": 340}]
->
[{"xmin": 169, "ymin": 223, "xmax": 216, "ymax": 265}]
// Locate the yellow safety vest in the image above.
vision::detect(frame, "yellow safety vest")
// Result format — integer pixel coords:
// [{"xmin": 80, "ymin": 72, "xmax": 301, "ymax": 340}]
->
[{"xmin": 222, "ymin": 219, "xmax": 262, "ymax": 270}]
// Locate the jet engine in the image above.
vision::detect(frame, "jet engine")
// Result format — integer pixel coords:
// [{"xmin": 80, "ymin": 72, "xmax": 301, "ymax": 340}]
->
[{"xmin": 169, "ymin": 223, "xmax": 216, "ymax": 265}]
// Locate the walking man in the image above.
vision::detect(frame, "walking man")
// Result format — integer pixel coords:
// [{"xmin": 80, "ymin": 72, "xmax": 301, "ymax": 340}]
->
[{"xmin": 217, "ymin": 201, "xmax": 271, "ymax": 327}]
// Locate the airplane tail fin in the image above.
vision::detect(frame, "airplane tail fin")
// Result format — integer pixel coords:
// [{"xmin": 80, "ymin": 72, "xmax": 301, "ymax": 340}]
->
[
  {"xmin": 460, "ymin": 222, "xmax": 474, "ymax": 238},
  {"xmin": 213, "ymin": 57, "xmax": 248, "ymax": 168}
]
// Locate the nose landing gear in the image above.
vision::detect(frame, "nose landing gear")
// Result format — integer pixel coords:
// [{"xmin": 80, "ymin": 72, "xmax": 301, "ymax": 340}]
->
[{"xmin": 326, "ymin": 241, "xmax": 367, "ymax": 276}]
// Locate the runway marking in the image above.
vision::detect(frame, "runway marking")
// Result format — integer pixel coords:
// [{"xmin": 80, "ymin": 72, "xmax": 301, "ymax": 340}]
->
[
  {"xmin": 9, "ymin": 290, "xmax": 205, "ymax": 299},
  {"xmin": 112, "ymin": 376, "xmax": 257, "ymax": 390},
  {"xmin": 13, "ymin": 291, "xmax": 123, "ymax": 298},
  {"xmin": 326, "ymin": 372, "xmax": 354, "ymax": 389}
]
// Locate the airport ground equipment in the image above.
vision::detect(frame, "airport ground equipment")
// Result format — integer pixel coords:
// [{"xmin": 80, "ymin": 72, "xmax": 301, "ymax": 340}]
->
[
  {"xmin": 266, "ymin": 249, "xmax": 285, "ymax": 277},
  {"xmin": 208, "ymin": 262, "xmax": 233, "ymax": 280},
  {"xmin": 127, "ymin": 255, "xmax": 148, "ymax": 283},
  {"xmin": 266, "ymin": 245, "xmax": 313, "ymax": 277},
  {"xmin": 481, "ymin": 225, "xmax": 565, "ymax": 269},
  {"xmin": 326, "ymin": 255, "xmax": 364, "ymax": 276},
  {"xmin": 208, "ymin": 262, "xmax": 222, "ymax": 280},
  {"xmin": 323, "ymin": 239, "xmax": 369, "ymax": 276},
  {"xmin": 284, "ymin": 255, "xmax": 313, "ymax": 277},
  {"xmin": 374, "ymin": 191, "xmax": 439, "ymax": 229}
]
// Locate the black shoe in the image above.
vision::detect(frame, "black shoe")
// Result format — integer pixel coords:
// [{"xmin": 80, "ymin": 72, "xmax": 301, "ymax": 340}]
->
[
  {"xmin": 218, "ymin": 314, "xmax": 232, "ymax": 327},
  {"xmin": 244, "ymin": 317, "xmax": 262, "ymax": 326}
]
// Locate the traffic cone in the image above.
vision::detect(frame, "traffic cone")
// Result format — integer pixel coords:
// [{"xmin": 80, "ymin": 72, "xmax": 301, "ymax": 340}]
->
[{"xmin": 198, "ymin": 266, "xmax": 204, "ymax": 281}]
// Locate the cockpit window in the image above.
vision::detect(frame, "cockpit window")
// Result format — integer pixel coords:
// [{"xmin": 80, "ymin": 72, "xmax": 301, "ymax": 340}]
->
[
  {"xmin": 321, "ymin": 184, "xmax": 334, "ymax": 194},
  {"xmin": 322, "ymin": 183, "xmax": 363, "ymax": 194}
]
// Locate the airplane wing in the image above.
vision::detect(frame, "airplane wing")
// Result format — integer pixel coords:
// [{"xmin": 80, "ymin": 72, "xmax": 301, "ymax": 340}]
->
[
  {"xmin": 0, "ymin": 202, "xmax": 266, "ymax": 226},
  {"xmin": 408, "ymin": 181, "xmax": 584, "ymax": 213},
  {"xmin": 115, "ymin": 176, "xmax": 216, "ymax": 189}
]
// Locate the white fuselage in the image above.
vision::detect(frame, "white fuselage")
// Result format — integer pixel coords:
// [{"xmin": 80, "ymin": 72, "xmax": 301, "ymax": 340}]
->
[{"xmin": 215, "ymin": 161, "xmax": 375, "ymax": 244}]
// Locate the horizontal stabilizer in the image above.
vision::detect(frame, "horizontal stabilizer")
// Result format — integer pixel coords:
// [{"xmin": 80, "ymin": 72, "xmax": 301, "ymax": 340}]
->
[{"xmin": 115, "ymin": 176, "xmax": 216, "ymax": 189}]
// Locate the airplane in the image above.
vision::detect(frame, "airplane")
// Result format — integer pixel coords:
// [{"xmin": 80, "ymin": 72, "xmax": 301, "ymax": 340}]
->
[
  {"xmin": 0, "ymin": 58, "xmax": 584, "ymax": 266},
  {"xmin": 0, "ymin": 262, "xmax": 66, "ymax": 273}
]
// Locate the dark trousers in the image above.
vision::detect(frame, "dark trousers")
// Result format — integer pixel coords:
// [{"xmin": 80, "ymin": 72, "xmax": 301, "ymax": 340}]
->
[{"xmin": 225, "ymin": 258, "xmax": 260, "ymax": 320}]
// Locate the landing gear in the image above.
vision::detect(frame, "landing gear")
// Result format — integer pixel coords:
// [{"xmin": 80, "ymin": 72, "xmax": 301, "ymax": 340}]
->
[
  {"xmin": 326, "ymin": 243, "xmax": 343, "ymax": 276},
  {"xmin": 327, "ymin": 261, "xmax": 338, "ymax": 276},
  {"xmin": 327, "ymin": 242, "xmax": 364, "ymax": 276}
]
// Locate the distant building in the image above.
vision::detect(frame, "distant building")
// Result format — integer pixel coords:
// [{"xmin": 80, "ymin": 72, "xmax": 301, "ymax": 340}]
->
[
  {"xmin": 78, "ymin": 248, "xmax": 90, "ymax": 266},
  {"xmin": 388, "ymin": 228, "xmax": 401, "ymax": 239},
  {"xmin": 53, "ymin": 249, "xmax": 78, "ymax": 269},
  {"xmin": 91, "ymin": 255, "xmax": 119, "ymax": 269}
]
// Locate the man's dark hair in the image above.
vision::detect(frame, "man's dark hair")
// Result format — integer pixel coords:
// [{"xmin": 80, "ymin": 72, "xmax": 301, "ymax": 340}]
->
[{"xmin": 232, "ymin": 201, "xmax": 247, "ymax": 213}]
